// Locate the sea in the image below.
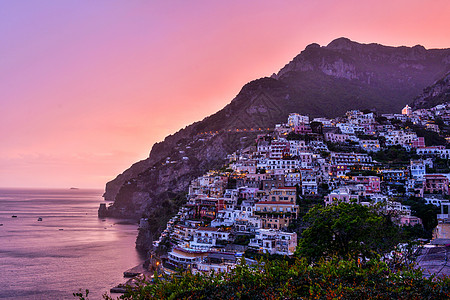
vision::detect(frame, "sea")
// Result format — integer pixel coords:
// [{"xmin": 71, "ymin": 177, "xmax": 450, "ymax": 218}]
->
[{"xmin": 0, "ymin": 188, "xmax": 143, "ymax": 300}]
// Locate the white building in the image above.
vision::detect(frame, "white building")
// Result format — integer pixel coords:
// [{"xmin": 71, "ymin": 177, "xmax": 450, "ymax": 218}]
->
[
  {"xmin": 380, "ymin": 130, "xmax": 417, "ymax": 147},
  {"xmin": 190, "ymin": 227, "xmax": 232, "ymax": 250},
  {"xmin": 330, "ymin": 152, "xmax": 372, "ymax": 166},
  {"xmin": 312, "ymin": 117, "xmax": 333, "ymax": 127},
  {"xmin": 384, "ymin": 201, "xmax": 411, "ymax": 216},
  {"xmin": 194, "ymin": 253, "xmax": 237, "ymax": 274},
  {"xmin": 424, "ymin": 197, "xmax": 450, "ymax": 207},
  {"xmin": 410, "ymin": 160, "xmax": 426, "ymax": 179},
  {"xmin": 285, "ymin": 172, "xmax": 301, "ymax": 187},
  {"xmin": 249, "ymin": 229, "xmax": 297, "ymax": 256},
  {"xmin": 302, "ymin": 175, "xmax": 318, "ymax": 195},
  {"xmin": 288, "ymin": 113, "xmax": 309, "ymax": 127},
  {"xmin": 289, "ymin": 140, "xmax": 307, "ymax": 156},
  {"xmin": 359, "ymin": 139, "xmax": 381, "ymax": 152},
  {"xmin": 325, "ymin": 187, "xmax": 360, "ymax": 206},
  {"xmin": 264, "ymin": 159, "xmax": 299, "ymax": 172},
  {"xmin": 299, "ymin": 152, "xmax": 314, "ymax": 168},
  {"xmin": 324, "ymin": 132, "xmax": 350, "ymax": 143},
  {"xmin": 416, "ymin": 147, "xmax": 450, "ymax": 159},
  {"xmin": 211, "ymin": 208, "xmax": 239, "ymax": 227},
  {"xmin": 166, "ymin": 246, "xmax": 209, "ymax": 273},
  {"xmin": 368, "ymin": 193, "xmax": 388, "ymax": 204},
  {"xmin": 336, "ymin": 123, "xmax": 365, "ymax": 134}
]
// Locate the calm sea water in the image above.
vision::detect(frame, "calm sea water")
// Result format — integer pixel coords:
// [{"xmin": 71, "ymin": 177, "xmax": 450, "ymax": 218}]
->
[{"xmin": 0, "ymin": 188, "xmax": 143, "ymax": 300}]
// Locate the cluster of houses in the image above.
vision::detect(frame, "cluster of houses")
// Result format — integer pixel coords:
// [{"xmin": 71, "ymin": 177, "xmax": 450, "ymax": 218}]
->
[{"xmin": 149, "ymin": 103, "xmax": 450, "ymax": 275}]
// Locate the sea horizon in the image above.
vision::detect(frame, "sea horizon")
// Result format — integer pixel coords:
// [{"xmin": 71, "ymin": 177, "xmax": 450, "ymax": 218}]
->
[{"xmin": 0, "ymin": 188, "xmax": 143, "ymax": 299}]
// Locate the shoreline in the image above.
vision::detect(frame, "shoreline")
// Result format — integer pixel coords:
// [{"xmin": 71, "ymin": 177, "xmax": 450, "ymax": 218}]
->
[{"xmin": 110, "ymin": 260, "xmax": 155, "ymax": 295}]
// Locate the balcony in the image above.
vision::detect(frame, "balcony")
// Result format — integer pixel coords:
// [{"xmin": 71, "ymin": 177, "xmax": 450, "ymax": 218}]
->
[
  {"xmin": 254, "ymin": 211, "xmax": 292, "ymax": 217},
  {"xmin": 195, "ymin": 238, "xmax": 214, "ymax": 244}
]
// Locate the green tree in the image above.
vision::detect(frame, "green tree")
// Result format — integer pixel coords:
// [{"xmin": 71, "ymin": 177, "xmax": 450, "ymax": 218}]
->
[
  {"xmin": 372, "ymin": 145, "xmax": 417, "ymax": 164},
  {"xmin": 413, "ymin": 126, "xmax": 447, "ymax": 146},
  {"xmin": 310, "ymin": 121, "xmax": 323, "ymax": 134},
  {"xmin": 296, "ymin": 203, "xmax": 402, "ymax": 261},
  {"xmin": 403, "ymin": 197, "xmax": 439, "ymax": 236}
]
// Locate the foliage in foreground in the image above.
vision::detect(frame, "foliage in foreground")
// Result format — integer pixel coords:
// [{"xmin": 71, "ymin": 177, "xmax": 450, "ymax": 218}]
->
[
  {"xmin": 297, "ymin": 203, "xmax": 409, "ymax": 262},
  {"xmin": 99, "ymin": 258, "xmax": 450, "ymax": 300}
]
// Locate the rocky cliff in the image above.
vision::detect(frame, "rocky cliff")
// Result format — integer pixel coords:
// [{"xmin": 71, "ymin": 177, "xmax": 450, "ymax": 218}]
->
[
  {"xmin": 411, "ymin": 71, "xmax": 450, "ymax": 109},
  {"xmin": 100, "ymin": 37, "xmax": 450, "ymax": 251}
]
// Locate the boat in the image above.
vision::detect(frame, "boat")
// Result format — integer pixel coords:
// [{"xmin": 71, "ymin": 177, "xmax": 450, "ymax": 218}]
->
[
  {"xmin": 12, "ymin": 215, "xmax": 17, "ymax": 218},
  {"xmin": 0, "ymin": 224, "xmax": 3, "ymax": 226},
  {"xmin": 37, "ymin": 217, "xmax": 43, "ymax": 221},
  {"xmin": 59, "ymin": 228, "xmax": 64, "ymax": 231}
]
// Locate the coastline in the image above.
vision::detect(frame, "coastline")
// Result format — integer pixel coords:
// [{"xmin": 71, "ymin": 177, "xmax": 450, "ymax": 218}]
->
[
  {"xmin": 110, "ymin": 260, "xmax": 155, "ymax": 295},
  {"xmin": 0, "ymin": 188, "xmax": 142, "ymax": 299}
]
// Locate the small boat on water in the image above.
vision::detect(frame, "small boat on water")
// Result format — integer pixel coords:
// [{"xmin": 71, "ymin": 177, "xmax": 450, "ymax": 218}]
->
[
  {"xmin": 59, "ymin": 228, "xmax": 64, "ymax": 231},
  {"xmin": 12, "ymin": 215, "xmax": 17, "ymax": 218},
  {"xmin": 0, "ymin": 224, "xmax": 3, "ymax": 226},
  {"xmin": 37, "ymin": 217, "xmax": 43, "ymax": 221}
]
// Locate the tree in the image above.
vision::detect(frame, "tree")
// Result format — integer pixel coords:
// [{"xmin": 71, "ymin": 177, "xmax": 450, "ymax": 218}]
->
[
  {"xmin": 372, "ymin": 145, "xmax": 417, "ymax": 164},
  {"xmin": 434, "ymin": 117, "xmax": 445, "ymax": 130},
  {"xmin": 403, "ymin": 197, "xmax": 439, "ymax": 237},
  {"xmin": 310, "ymin": 121, "xmax": 323, "ymax": 134},
  {"xmin": 296, "ymin": 203, "xmax": 402, "ymax": 261},
  {"xmin": 413, "ymin": 126, "xmax": 447, "ymax": 146}
]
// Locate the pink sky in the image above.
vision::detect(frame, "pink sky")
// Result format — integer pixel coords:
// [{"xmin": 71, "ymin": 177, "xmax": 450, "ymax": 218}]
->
[{"xmin": 1, "ymin": 0, "xmax": 449, "ymax": 189}]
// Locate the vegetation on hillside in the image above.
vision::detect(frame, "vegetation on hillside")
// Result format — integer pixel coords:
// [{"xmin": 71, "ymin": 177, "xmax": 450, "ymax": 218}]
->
[
  {"xmin": 99, "ymin": 258, "xmax": 450, "ymax": 300},
  {"xmin": 296, "ymin": 203, "xmax": 406, "ymax": 262}
]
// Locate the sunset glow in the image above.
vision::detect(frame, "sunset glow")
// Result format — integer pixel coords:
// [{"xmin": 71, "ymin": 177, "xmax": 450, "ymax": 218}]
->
[{"xmin": 1, "ymin": 0, "xmax": 449, "ymax": 188}]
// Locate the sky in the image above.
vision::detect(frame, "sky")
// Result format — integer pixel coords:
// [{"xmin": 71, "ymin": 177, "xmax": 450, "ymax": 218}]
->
[{"xmin": 1, "ymin": 0, "xmax": 449, "ymax": 189}]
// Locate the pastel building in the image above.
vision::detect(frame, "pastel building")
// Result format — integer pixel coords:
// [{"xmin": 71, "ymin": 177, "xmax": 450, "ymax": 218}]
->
[
  {"xmin": 424, "ymin": 174, "xmax": 449, "ymax": 195},
  {"xmin": 352, "ymin": 176, "xmax": 380, "ymax": 194},
  {"xmin": 402, "ymin": 105, "xmax": 412, "ymax": 116}
]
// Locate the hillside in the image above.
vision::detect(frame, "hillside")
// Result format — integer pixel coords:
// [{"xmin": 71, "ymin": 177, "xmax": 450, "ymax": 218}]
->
[
  {"xmin": 100, "ymin": 37, "xmax": 450, "ymax": 250},
  {"xmin": 411, "ymin": 71, "xmax": 450, "ymax": 109}
]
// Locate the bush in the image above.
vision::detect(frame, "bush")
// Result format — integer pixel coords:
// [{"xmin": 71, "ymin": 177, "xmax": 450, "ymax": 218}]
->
[{"xmin": 98, "ymin": 258, "xmax": 450, "ymax": 299}]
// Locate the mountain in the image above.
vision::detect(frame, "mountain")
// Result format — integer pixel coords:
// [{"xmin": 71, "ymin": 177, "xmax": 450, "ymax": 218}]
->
[
  {"xmin": 411, "ymin": 71, "xmax": 450, "ymax": 109},
  {"xmin": 100, "ymin": 38, "xmax": 450, "ymax": 251}
]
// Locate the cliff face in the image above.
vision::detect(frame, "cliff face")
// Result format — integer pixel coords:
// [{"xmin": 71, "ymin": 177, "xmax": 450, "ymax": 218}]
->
[
  {"xmin": 411, "ymin": 72, "xmax": 450, "ymax": 109},
  {"xmin": 101, "ymin": 38, "xmax": 450, "ymax": 251}
]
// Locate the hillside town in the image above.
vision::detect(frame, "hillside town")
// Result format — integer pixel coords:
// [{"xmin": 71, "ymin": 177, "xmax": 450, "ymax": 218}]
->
[{"xmin": 147, "ymin": 103, "xmax": 450, "ymax": 276}]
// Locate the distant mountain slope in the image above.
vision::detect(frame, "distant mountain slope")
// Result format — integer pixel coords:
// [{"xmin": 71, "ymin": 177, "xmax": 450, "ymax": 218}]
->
[
  {"xmin": 101, "ymin": 38, "xmax": 450, "ymax": 250},
  {"xmin": 411, "ymin": 72, "xmax": 450, "ymax": 109}
]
